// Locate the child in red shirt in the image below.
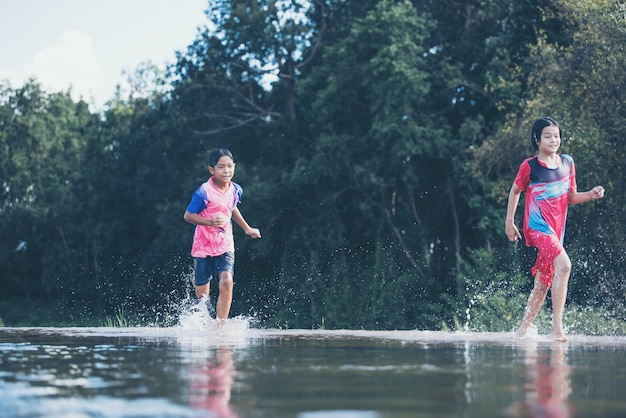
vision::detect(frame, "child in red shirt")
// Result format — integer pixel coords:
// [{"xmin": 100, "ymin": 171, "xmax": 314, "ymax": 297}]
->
[{"xmin": 505, "ymin": 117, "xmax": 604, "ymax": 341}]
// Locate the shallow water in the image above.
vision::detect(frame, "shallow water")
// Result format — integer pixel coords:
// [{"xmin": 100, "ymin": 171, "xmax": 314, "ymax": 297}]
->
[{"xmin": 1, "ymin": 324, "xmax": 626, "ymax": 417}]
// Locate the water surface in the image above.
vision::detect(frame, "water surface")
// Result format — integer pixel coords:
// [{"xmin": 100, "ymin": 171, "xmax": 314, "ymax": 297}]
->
[{"xmin": 1, "ymin": 325, "xmax": 626, "ymax": 417}]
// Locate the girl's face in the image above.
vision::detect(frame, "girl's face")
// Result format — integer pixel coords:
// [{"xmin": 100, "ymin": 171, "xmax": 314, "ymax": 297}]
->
[
  {"xmin": 537, "ymin": 125, "xmax": 561, "ymax": 154},
  {"xmin": 209, "ymin": 156, "xmax": 236, "ymax": 186}
]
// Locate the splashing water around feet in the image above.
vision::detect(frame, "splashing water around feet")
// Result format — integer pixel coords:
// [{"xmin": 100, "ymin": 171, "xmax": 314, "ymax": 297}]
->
[
  {"xmin": 176, "ymin": 295, "xmax": 252, "ymax": 339},
  {"xmin": 178, "ymin": 296, "xmax": 215, "ymax": 331},
  {"xmin": 526, "ymin": 324, "xmax": 539, "ymax": 338}
]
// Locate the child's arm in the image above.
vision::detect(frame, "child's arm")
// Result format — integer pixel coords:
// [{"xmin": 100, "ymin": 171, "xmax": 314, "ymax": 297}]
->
[
  {"xmin": 505, "ymin": 183, "xmax": 523, "ymax": 242},
  {"xmin": 183, "ymin": 211, "xmax": 229, "ymax": 228},
  {"xmin": 569, "ymin": 186, "xmax": 605, "ymax": 205},
  {"xmin": 232, "ymin": 206, "xmax": 261, "ymax": 238}
]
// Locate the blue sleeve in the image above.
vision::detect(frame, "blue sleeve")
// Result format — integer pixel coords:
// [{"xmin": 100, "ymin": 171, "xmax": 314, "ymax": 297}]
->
[
  {"xmin": 233, "ymin": 182, "xmax": 243, "ymax": 205},
  {"xmin": 186, "ymin": 188, "xmax": 206, "ymax": 214}
]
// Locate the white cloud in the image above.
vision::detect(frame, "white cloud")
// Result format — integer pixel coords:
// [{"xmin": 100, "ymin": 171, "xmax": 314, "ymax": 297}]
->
[
  {"xmin": 0, "ymin": 0, "xmax": 209, "ymax": 111},
  {"xmin": 1, "ymin": 29, "xmax": 105, "ymax": 108}
]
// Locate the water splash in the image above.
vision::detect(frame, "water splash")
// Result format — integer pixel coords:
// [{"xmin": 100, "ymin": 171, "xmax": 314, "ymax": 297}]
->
[
  {"xmin": 526, "ymin": 324, "xmax": 539, "ymax": 338},
  {"xmin": 175, "ymin": 295, "xmax": 255, "ymax": 347},
  {"xmin": 464, "ymin": 297, "xmax": 476, "ymax": 332},
  {"xmin": 178, "ymin": 296, "xmax": 215, "ymax": 331}
]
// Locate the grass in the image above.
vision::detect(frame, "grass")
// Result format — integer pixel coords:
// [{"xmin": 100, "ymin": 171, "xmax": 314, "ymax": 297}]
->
[{"xmin": 101, "ymin": 306, "xmax": 131, "ymax": 327}]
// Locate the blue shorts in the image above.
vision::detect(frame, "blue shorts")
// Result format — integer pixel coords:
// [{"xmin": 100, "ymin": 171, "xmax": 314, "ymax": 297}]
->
[{"xmin": 193, "ymin": 252, "xmax": 235, "ymax": 286}]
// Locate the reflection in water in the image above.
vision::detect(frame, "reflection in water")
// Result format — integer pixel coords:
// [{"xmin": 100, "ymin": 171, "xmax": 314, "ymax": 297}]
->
[
  {"xmin": 2, "ymin": 329, "xmax": 626, "ymax": 417},
  {"xmin": 523, "ymin": 343, "xmax": 572, "ymax": 418},
  {"xmin": 189, "ymin": 347, "xmax": 238, "ymax": 418}
]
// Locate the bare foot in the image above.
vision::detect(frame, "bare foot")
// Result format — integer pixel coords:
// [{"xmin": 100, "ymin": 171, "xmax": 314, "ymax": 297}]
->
[
  {"xmin": 551, "ymin": 323, "xmax": 568, "ymax": 342},
  {"xmin": 514, "ymin": 324, "xmax": 537, "ymax": 339}
]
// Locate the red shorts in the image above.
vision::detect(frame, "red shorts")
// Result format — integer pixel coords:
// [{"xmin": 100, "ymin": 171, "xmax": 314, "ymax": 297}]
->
[{"xmin": 526, "ymin": 229, "xmax": 564, "ymax": 286}]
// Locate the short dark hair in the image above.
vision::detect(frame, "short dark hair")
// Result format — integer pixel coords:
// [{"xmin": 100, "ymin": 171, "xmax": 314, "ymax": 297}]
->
[
  {"xmin": 208, "ymin": 147, "xmax": 234, "ymax": 167},
  {"xmin": 531, "ymin": 117, "xmax": 561, "ymax": 150}
]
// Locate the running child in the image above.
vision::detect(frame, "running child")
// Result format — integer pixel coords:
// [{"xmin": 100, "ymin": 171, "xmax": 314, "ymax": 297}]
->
[
  {"xmin": 505, "ymin": 117, "xmax": 604, "ymax": 342},
  {"xmin": 184, "ymin": 147, "xmax": 261, "ymax": 321}
]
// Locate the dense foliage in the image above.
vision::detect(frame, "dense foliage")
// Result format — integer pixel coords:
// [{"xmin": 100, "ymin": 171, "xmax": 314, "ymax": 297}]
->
[{"xmin": 1, "ymin": 0, "xmax": 624, "ymax": 333}]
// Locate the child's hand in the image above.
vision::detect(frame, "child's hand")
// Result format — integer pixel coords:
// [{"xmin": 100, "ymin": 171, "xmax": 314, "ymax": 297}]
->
[
  {"xmin": 210, "ymin": 214, "xmax": 229, "ymax": 228},
  {"xmin": 247, "ymin": 228, "xmax": 261, "ymax": 239},
  {"xmin": 506, "ymin": 220, "xmax": 522, "ymax": 242},
  {"xmin": 591, "ymin": 186, "xmax": 605, "ymax": 199}
]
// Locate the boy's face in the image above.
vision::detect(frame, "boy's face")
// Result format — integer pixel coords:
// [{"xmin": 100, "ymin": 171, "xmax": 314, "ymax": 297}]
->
[
  {"xmin": 209, "ymin": 156, "xmax": 236, "ymax": 186},
  {"xmin": 537, "ymin": 125, "xmax": 561, "ymax": 154}
]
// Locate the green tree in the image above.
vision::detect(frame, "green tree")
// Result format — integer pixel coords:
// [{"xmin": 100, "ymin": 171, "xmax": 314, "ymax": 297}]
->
[
  {"xmin": 0, "ymin": 80, "xmax": 95, "ymax": 304},
  {"xmin": 260, "ymin": 0, "xmax": 465, "ymax": 328}
]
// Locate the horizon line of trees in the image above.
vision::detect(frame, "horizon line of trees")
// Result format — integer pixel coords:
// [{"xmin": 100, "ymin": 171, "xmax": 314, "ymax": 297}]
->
[{"xmin": 1, "ymin": 0, "xmax": 624, "ymax": 332}]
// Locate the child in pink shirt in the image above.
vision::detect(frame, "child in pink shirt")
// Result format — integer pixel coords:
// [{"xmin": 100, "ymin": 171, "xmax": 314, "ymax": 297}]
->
[{"xmin": 184, "ymin": 148, "xmax": 261, "ymax": 321}]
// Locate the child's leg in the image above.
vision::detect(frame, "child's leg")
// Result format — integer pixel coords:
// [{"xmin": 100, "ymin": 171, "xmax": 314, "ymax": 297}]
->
[
  {"xmin": 516, "ymin": 274, "xmax": 550, "ymax": 337},
  {"xmin": 193, "ymin": 257, "xmax": 212, "ymax": 299},
  {"xmin": 216, "ymin": 271, "xmax": 234, "ymax": 320},
  {"xmin": 550, "ymin": 251, "xmax": 572, "ymax": 342},
  {"xmin": 194, "ymin": 283, "xmax": 210, "ymax": 299}
]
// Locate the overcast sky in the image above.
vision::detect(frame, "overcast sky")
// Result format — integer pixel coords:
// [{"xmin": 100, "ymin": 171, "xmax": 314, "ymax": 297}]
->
[{"xmin": 0, "ymin": 0, "xmax": 208, "ymax": 109}]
